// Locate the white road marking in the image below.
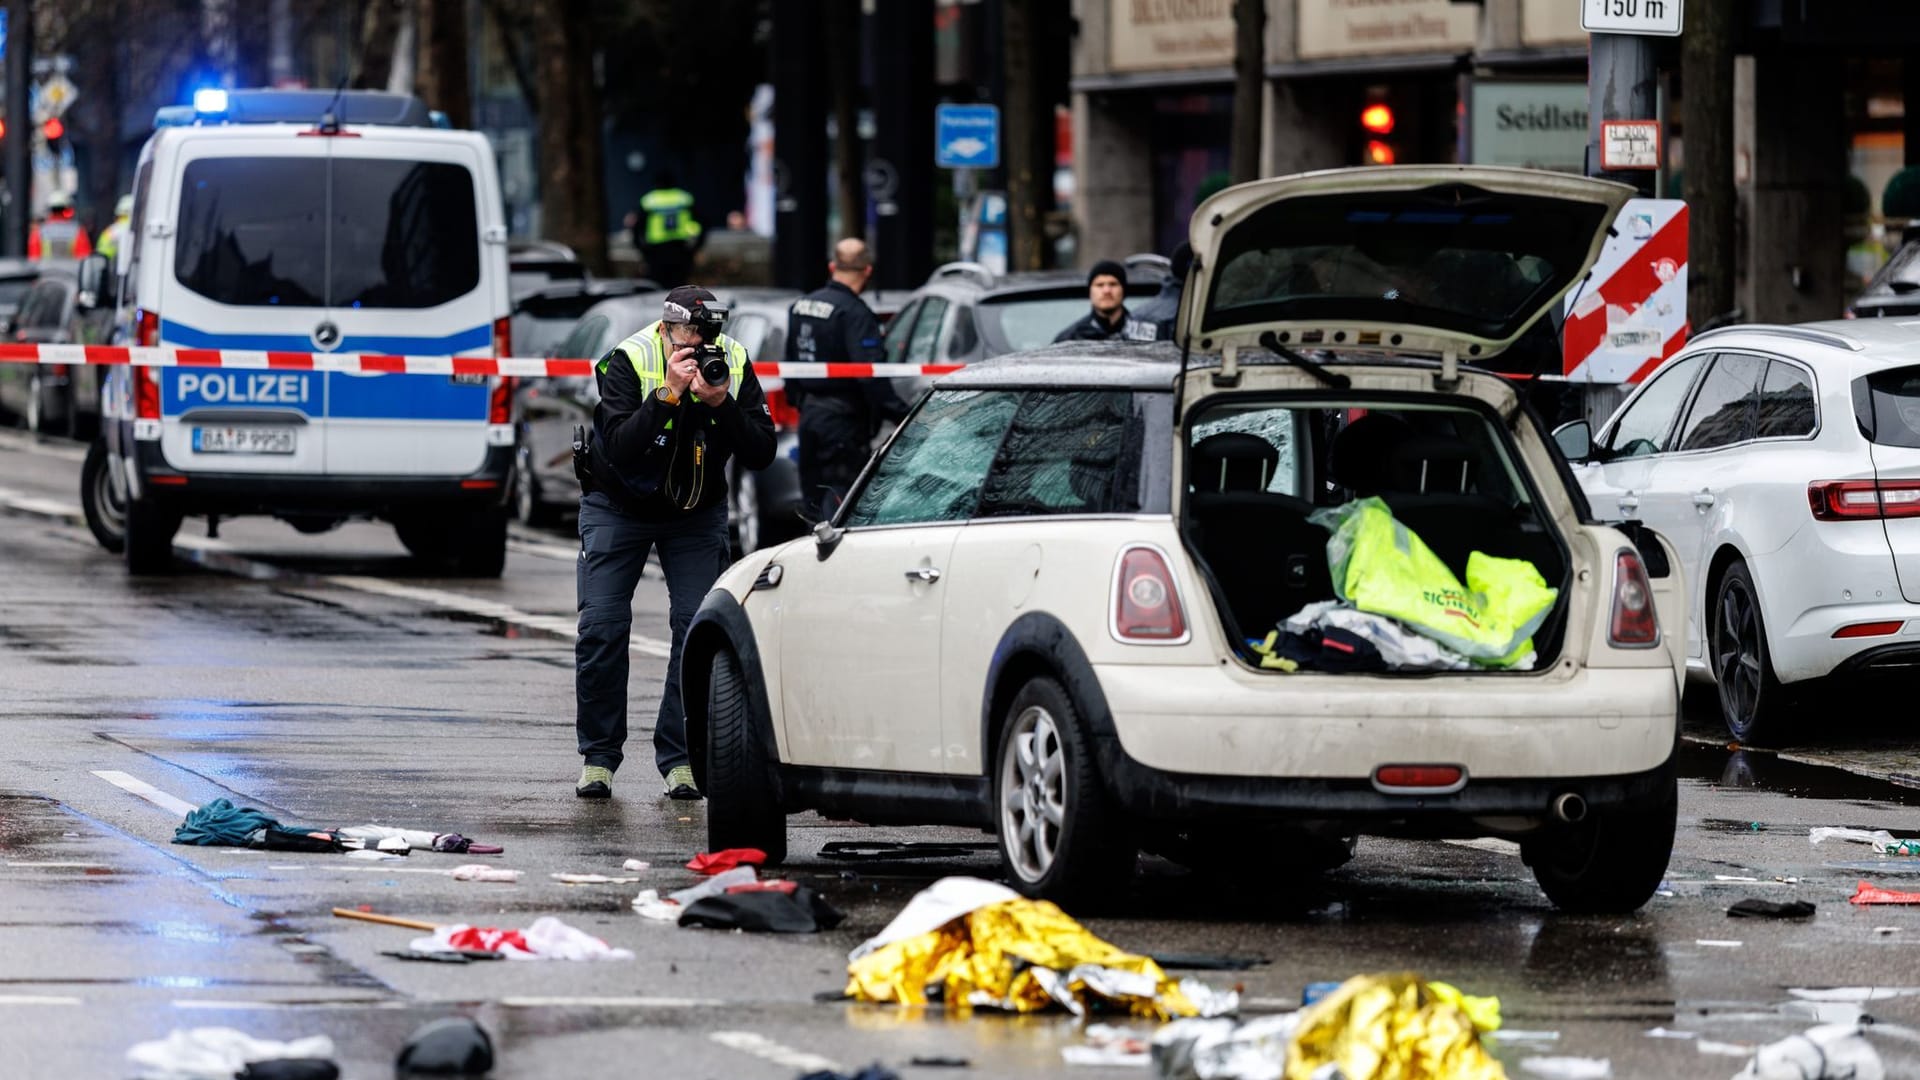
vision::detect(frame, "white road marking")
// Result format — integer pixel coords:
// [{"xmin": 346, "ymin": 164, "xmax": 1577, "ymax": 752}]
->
[
  {"xmin": 0, "ymin": 995, "xmax": 84, "ymax": 1006},
  {"xmin": 0, "ymin": 431, "xmax": 87, "ymax": 461},
  {"xmin": 502, "ymin": 996, "xmax": 724, "ymax": 1009},
  {"xmin": 5, "ymin": 861, "xmax": 109, "ymax": 869},
  {"xmin": 326, "ymin": 574, "xmax": 673, "ymax": 657},
  {"xmin": 3, "ymin": 494, "xmax": 82, "ymax": 520},
  {"xmin": 710, "ymin": 1031, "xmax": 842, "ymax": 1073},
  {"xmin": 91, "ymin": 770, "xmax": 198, "ymax": 817},
  {"xmin": 173, "ymin": 999, "xmax": 404, "ymax": 1011},
  {"xmin": 1443, "ymin": 837, "xmax": 1522, "ymax": 857},
  {"xmin": 507, "ymin": 535, "xmax": 582, "ymax": 562}
]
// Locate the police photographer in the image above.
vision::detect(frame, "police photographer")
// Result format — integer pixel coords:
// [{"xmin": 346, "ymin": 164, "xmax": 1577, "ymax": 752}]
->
[{"xmin": 572, "ymin": 286, "xmax": 776, "ymax": 800}]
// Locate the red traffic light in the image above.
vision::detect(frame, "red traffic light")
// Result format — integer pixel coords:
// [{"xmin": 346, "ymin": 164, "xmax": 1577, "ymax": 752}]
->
[
  {"xmin": 42, "ymin": 117, "xmax": 63, "ymax": 141},
  {"xmin": 1366, "ymin": 139, "xmax": 1397, "ymax": 166},
  {"xmin": 1360, "ymin": 103, "xmax": 1395, "ymax": 135}
]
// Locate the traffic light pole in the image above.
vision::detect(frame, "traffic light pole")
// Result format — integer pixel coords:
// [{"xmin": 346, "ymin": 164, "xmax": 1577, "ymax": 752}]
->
[{"xmin": 4, "ymin": 0, "xmax": 32, "ymax": 256}]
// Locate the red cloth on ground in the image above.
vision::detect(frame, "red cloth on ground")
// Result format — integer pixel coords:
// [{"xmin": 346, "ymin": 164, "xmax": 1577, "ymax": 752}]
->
[
  {"xmin": 686, "ymin": 848, "xmax": 767, "ymax": 875},
  {"xmin": 1851, "ymin": 880, "xmax": 1920, "ymax": 905}
]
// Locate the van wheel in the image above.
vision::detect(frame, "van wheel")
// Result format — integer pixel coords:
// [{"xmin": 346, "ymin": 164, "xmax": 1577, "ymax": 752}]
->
[
  {"xmin": 704, "ymin": 648, "xmax": 786, "ymax": 864},
  {"xmin": 995, "ymin": 677, "xmax": 1133, "ymax": 908},
  {"xmin": 124, "ymin": 497, "xmax": 180, "ymax": 575},
  {"xmin": 451, "ymin": 508, "xmax": 508, "ymax": 577},
  {"xmin": 1711, "ymin": 561, "xmax": 1789, "ymax": 744},
  {"xmin": 80, "ymin": 440, "xmax": 126, "ymax": 553},
  {"xmin": 1524, "ymin": 777, "xmax": 1676, "ymax": 914}
]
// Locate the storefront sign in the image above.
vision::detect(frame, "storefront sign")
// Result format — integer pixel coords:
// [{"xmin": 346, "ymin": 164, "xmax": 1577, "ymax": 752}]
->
[
  {"xmin": 1520, "ymin": 0, "xmax": 1587, "ymax": 46},
  {"xmin": 1109, "ymin": 0, "xmax": 1236, "ymax": 72},
  {"xmin": 1466, "ymin": 80, "xmax": 1589, "ymax": 173},
  {"xmin": 1297, "ymin": 0, "xmax": 1477, "ymax": 61},
  {"xmin": 1601, "ymin": 120, "xmax": 1661, "ymax": 169}
]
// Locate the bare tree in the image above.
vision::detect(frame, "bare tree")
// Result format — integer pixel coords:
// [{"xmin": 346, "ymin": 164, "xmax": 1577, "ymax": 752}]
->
[
  {"xmin": 355, "ymin": 0, "xmax": 402, "ymax": 89},
  {"xmin": 1682, "ymin": 0, "xmax": 1735, "ymax": 325},
  {"xmin": 1229, "ymin": 0, "xmax": 1264, "ymax": 184},
  {"xmin": 1003, "ymin": 0, "xmax": 1063, "ymax": 271},
  {"xmin": 415, "ymin": 0, "xmax": 471, "ymax": 128},
  {"xmin": 827, "ymin": 0, "xmax": 863, "ymax": 242},
  {"xmin": 532, "ymin": 0, "xmax": 607, "ymax": 272}
]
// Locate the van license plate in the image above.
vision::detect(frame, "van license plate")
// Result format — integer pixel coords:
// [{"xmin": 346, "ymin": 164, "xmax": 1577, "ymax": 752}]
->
[{"xmin": 193, "ymin": 427, "xmax": 295, "ymax": 454}]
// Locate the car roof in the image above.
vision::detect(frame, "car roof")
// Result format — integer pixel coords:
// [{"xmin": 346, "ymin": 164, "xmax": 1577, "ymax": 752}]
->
[
  {"xmin": 938, "ymin": 341, "xmax": 1183, "ymax": 391},
  {"xmin": 1683, "ymin": 320, "xmax": 1920, "ymax": 378}
]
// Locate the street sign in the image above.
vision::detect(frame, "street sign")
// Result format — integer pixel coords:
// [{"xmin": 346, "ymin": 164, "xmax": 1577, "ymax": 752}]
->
[
  {"xmin": 935, "ymin": 104, "xmax": 1000, "ymax": 170},
  {"xmin": 1600, "ymin": 120, "xmax": 1661, "ymax": 170},
  {"xmin": 1581, "ymin": 0, "xmax": 1683, "ymax": 37},
  {"xmin": 1563, "ymin": 198, "xmax": 1688, "ymax": 383},
  {"xmin": 40, "ymin": 74, "xmax": 77, "ymax": 118}
]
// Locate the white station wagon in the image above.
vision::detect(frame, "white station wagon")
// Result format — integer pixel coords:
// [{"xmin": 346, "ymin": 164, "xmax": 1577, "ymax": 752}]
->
[{"xmin": 683, "ymin": 167, "xmax": 1687, "ymax": 913}]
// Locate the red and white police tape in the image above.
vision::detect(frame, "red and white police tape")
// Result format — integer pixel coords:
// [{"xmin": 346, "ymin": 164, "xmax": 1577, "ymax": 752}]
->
[{"xmin": 0, "ymin": 343, "xmax": 962, "ymax": 380}]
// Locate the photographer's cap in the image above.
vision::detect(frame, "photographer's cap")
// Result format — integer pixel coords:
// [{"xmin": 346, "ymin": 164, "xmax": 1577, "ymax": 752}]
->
[{"xmin": 663, "ymin": 285, "xmax": 721, "ymax": 325}]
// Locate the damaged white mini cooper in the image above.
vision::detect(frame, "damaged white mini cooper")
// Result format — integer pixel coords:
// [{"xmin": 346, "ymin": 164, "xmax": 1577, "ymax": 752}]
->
[{"xmin": 683, "ymin": 166, "xmax": 1687, "ymax": 914}]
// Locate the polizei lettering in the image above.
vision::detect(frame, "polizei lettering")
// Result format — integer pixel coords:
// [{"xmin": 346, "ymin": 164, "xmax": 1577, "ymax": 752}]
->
[{"xmin": 176, "ymin": 372, "xmax": 312, "ymax": 404}]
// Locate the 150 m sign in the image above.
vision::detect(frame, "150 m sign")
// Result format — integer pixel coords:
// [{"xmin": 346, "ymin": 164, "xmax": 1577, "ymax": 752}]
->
[{"xmin": 1581, "ymin": 0, "xmax": 1683, "ymax": 36}]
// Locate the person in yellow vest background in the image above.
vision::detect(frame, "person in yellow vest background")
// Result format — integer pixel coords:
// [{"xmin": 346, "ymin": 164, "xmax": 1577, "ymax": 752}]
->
[
  {"xmin": 625, "ymin": 168, "xmax": 704, "ymax": 286},
  {"xmin": 29, "ymin": 191, "xmax": 92, "ymax": 262},
  {"xmin": 571, "ymin": 286, "xmax": 775, "ymax": 802},
  {"xmin": 96, "ymin": 195, "xmax": 134, "ymax": 263}
]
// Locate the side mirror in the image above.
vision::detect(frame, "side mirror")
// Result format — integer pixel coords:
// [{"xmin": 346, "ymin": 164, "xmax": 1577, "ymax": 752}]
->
[
  {"xmin": 75, "ymin": 252, "xmax": 110, "ymax": 310},
  {"xmin": 1552, "ymin": 419, "xmax": 1593, "ymax": 463}
]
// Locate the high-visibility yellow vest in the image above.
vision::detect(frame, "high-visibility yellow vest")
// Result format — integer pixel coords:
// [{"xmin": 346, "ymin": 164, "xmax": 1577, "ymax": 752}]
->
[
  {"xmin": 1309, "ymin": 496, "xmax": 1557, "ymax": 668},
  {"xmin": 601, "ymin": 320, "xmax": 748, "ymax": 431},
  {"xmin": 639, "ymin": 188, "xmax": 701, "ymax": 246}
]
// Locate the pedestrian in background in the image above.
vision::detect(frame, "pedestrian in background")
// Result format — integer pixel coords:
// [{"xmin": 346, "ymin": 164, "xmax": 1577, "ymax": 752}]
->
[
  {"xmin": 627, "ymin": 169, "xmax": 704, "ymax": 287},
  {"xmin": 784, "ymin": 238, "xmax": 908, "ymax": 516},
  {"xmin": 1054, "ymin": 259, "xmax": 1156, "ymax": 343},
  {"xmin": 30, "ymin": 192, "xmax": 92, "ymax": 262},
  {"xmin": 96, "ymin": 195, "xmax": 134, "ymax": 262},
  {"xmin": 573, "ymin": 286, "xmax": 776, "ymax": 801}
]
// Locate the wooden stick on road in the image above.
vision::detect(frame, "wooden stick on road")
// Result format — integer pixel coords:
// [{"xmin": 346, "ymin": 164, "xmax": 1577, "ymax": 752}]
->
[{"xmin": 331, "ymin": 907, "xmax": 440, "ymax": 931}]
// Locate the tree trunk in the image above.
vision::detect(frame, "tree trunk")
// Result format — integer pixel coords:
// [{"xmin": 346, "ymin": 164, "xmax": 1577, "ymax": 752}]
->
[
  {"xmin": 533, "ymin": 0, "xmax": 607, "ymax": 272},
  {"xmin": 415, "ymin": 0, "xmax": 472, "ymax": 129},
  {"xmin": 827, "ymin": 0, "xmax": 864, "ymax": 243},
  {"xmin": 1229, "ymin": 0, "xmax": 1264, "ymax": 185},
  {"xmin": 1003, "ymin": 0, "xmax": 1055, "ymax": 271},
  {"xmin": 355, "ymin": 0, "xmax": 400, "ymax": 89},
  {"xmin": 1681, "ymin": 0, "xmax": 1735, "ymax": 325}
]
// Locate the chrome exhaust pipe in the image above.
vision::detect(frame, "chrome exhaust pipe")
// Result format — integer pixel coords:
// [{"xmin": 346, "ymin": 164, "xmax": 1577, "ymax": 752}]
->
[{"xmin": 1552, "ymin": 792, "xmax": 1588, "ymax": 824}]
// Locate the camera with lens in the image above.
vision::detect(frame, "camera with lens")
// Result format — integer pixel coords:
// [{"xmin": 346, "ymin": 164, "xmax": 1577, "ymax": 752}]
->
[{"xmin": 695, "ymin": 344, "xmax": 730, "ymax": 387}]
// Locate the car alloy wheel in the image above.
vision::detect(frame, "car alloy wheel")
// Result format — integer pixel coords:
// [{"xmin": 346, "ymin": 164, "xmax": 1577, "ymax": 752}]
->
[
  {"xmin": 734, "ymin": 471, "xmax": 761, "ymax": 554},
  {"xmin": 514, "ymin": 445, "xmax": 538, "ymax": 524},
  {"xmin": 26, "ymin": 374, "xmax": 42, "ymax": 434},
  {"xmin": 1710, "ymin": 562, "xmax": 1785, "ymax": 743},
  {"xmin": 999, "ymin": 704, "xmax": 1067, "ymax": 882}
]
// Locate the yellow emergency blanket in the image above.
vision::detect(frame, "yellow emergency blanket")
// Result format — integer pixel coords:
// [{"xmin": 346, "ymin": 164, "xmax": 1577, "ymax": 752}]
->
[
  {"xmin": 1286, "ymin": 972, "xmax": 1507, "ymax": 1080},
  {"xmin": 1309, "ymin": 496, "xmax": 1557, "ymax": 668},
  {"xmin": 845, "ymin": 894, "xmax": 1201, "ymax": 1019}
]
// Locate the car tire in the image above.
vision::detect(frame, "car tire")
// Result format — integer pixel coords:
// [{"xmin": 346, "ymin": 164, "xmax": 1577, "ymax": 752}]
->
[
  {"xmin": 995, "ymin": 676, "xmax": 1134, "ymax": 907},
  {"xmin": 394, "ymin": 516, "xmax": 450, "ymax": 563},
  {"xmin": 124, "ymin": 496, "xmax": 181, "ymax": 575},
  {"xmin": 451, "ymin": 508, "xmax": 509, "ymax": 578},
  {"xmin": 1525, "ymin": 776, "xmax": 1676, "ymax": 914},
  {"xmin": 80, "ymin": 440, "xmax": 126, "ymax": 553},
  {"xmin": 1710, "ymin": 561, "xmax": 1788, "ymax": 744},
  {"xmin": 514, "ymin": 443, "xmax": 560, "ymax": 528},
  {"xmin": 703, "ymin": 648, "xmax": 787, "ymax": 865}
]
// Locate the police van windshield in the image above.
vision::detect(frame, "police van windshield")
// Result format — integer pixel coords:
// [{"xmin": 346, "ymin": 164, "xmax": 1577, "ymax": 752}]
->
[{"xmin": 173, "ymin": 157, "xmax": 480, "ymax": 309}]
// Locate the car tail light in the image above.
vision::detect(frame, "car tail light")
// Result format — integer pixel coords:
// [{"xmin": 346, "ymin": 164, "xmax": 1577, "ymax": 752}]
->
[
  {"xmin": 136, "ymin": 308, "xmax": 159, "ymax": 347},
  {"xmin": 134, "ymin": 365, "xmax": 160, "ymax": 420},
  {"xmin": 1111, "ymin": 544, "xmax": 1188, "ymax": 643},
  {"xmin": 1609, "ymin": 549, "xmax": 1659, "ymax": 648},
  {"xmin": 1834, "ymin": 621, "xmax": 1904, "ymax": 639},
  {"xmin": 765, "ymin": 386, "xmax": 800, "ymax": 431},
  {"xmin": 489, "ymin": 376, "xmax": 514, "ymax": 425},
  {"xmin": 1374, "ymin": 764, "xmax": 1464, "ymax": 791},
  {"xmin": 1808, "ymin": 479, "xmax": 1920, "ymax": 520},
  {"xmin": 492, "ymin": 316, "xmax": 512, "ymax": 358}
]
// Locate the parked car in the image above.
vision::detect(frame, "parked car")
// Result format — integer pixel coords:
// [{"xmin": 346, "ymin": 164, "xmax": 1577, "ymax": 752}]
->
[
  {"xmin": 0, "ymin": 257, "xmax": 115, "ymax": 438},
  {"xmin": 513, "ymin": 287, "xmax": 809, "ymax": 554},
  {"xmin": 510, "ymin": 276, "xmax": 654, "ymax": 362},
  {"xmin": 681, "ymin": 166, "xmax": 1686, "ymax": 914},
  {"xmin": 1555, "ymin": 319, "xmax": 1920, "ymax": 743},
  {"xmin": 1847, "ymin": 237, "xmax": 1920, "ymax": 319},
  {"xmin": 508, "ymin": 239, "xmax": 588, "ymax": 304}
]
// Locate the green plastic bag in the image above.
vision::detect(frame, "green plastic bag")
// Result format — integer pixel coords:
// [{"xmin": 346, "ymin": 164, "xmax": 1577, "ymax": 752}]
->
[{"xmin": 1308, "ymin": 497, "xmax": 1557, "ymax": 667}]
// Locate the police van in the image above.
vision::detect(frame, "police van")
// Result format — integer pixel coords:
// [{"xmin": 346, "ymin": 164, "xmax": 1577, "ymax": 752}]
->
[{"xmin": 86, "ymin": 88, "xmax": 515, "ymax": 575}]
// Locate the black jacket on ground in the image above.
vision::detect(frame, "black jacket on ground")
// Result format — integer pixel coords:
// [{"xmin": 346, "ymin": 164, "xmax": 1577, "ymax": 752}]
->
[
  {"xmin": 783, "ymin": 280, "xmax": 909, "ymax": 430},
  {"xmin": 588, "ymin": 336, "xmax": 777, "ymax": 523},
  {"xmin": 1053, "ymin": 305, "xmax": 1159, "ymax": 344}
]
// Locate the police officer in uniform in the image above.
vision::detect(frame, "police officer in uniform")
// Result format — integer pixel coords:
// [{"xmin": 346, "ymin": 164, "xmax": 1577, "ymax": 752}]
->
[
  {"xmin": 784, "ymin": 238, "xmax": 908, "ymax": 515},
  {"xmin": 573, "ymin": 286, "xmax": 776, "ymax": 800},
  {"xmin": 1054, "ymin": 259, "xmax": 1157, "ymax": 343},
  {"xmin": 629, "ymin": 169, "xmax": 703, "ymax": 287}
]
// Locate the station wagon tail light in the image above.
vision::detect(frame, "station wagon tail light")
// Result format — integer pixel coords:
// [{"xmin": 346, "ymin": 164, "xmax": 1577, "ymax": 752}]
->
[
  {"xmin": 1111, "ymin": 544, "xmax": 1188, "ymax": 644},
  {"xmin": 1808, "ymin": 479, "xmax": 1920, "ymax": 520},
  {"xmin": 1833, "ymin": 621, "xmax": 1904, "ymax": 639},
  {"xmin": 1608, "ymin": 549, "xmax": 1659, "ymax": 648}
]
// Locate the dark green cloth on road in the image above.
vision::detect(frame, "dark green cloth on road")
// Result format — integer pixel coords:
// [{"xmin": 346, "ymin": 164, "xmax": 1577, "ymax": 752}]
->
[{"xmin": 172, "ymin": 798, "xmax": 280, "ymax": 846}]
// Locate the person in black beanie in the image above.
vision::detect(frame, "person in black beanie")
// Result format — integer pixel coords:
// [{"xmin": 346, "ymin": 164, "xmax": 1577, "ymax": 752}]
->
[{"xmin": 1053, "ymin": 259, "xmax": 1158, "ymax": 343}]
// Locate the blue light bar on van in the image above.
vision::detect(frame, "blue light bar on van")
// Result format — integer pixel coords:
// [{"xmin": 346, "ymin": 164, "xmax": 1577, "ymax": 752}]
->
[{"xmin": 194, "ymin": 88, "xmax": 230, "ymax": 115}]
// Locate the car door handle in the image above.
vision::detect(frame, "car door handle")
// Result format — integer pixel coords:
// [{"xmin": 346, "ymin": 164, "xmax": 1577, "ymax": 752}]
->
[
  {"xmin": 904, "ymin": 566, "xmax": 942, "ymax": 584},
  {"xmin": 1693, "ymin": 492, "xmax": 1717, "ymax": 509},
  {"xmin": 1617, "ymin": 495, "xmax": 1640, "ymax": 513}
]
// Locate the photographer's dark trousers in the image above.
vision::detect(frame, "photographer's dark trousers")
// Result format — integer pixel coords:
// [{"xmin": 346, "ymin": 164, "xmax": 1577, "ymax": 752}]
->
[{"xmin": 575, "ymin": 494, "xmax": 729, "ymax": 777}]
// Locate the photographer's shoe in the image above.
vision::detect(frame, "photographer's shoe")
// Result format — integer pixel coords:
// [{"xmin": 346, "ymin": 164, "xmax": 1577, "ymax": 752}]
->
[
  {"xmin": 664, "ymin": 765, "xmax": 702, "ymax": 801},
  {"xmin": 575, "ymin": 765, "xmax": 613, "ymax": 799}
]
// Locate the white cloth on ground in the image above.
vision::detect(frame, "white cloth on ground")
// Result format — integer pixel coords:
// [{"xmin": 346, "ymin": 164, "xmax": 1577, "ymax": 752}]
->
[{"xmin": 126, "ymin": 1027, "xmax": 335, "ymax": 1080}]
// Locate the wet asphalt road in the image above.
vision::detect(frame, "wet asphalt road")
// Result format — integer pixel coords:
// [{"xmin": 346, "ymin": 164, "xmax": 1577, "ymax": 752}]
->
[{"xmin": 5, "ymin": 429, "xmax": 1920, "ymax": 1078}]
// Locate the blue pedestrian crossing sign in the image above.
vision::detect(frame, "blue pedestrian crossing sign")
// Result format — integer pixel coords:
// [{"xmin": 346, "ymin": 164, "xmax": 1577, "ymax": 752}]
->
[{"xmin": 935, "ymin": 104, "xmax": 1000, "ymax": 169}]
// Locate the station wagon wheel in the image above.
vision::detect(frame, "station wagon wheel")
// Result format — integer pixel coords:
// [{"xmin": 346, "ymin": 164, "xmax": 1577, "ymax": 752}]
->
[
  {"xmin": 994, "ymin": 676, "xmax": 1133, "ymax": 907},
  {"xmin": 1710, "ymin": 561, "xmax": 1787, "ymax": 744}
]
